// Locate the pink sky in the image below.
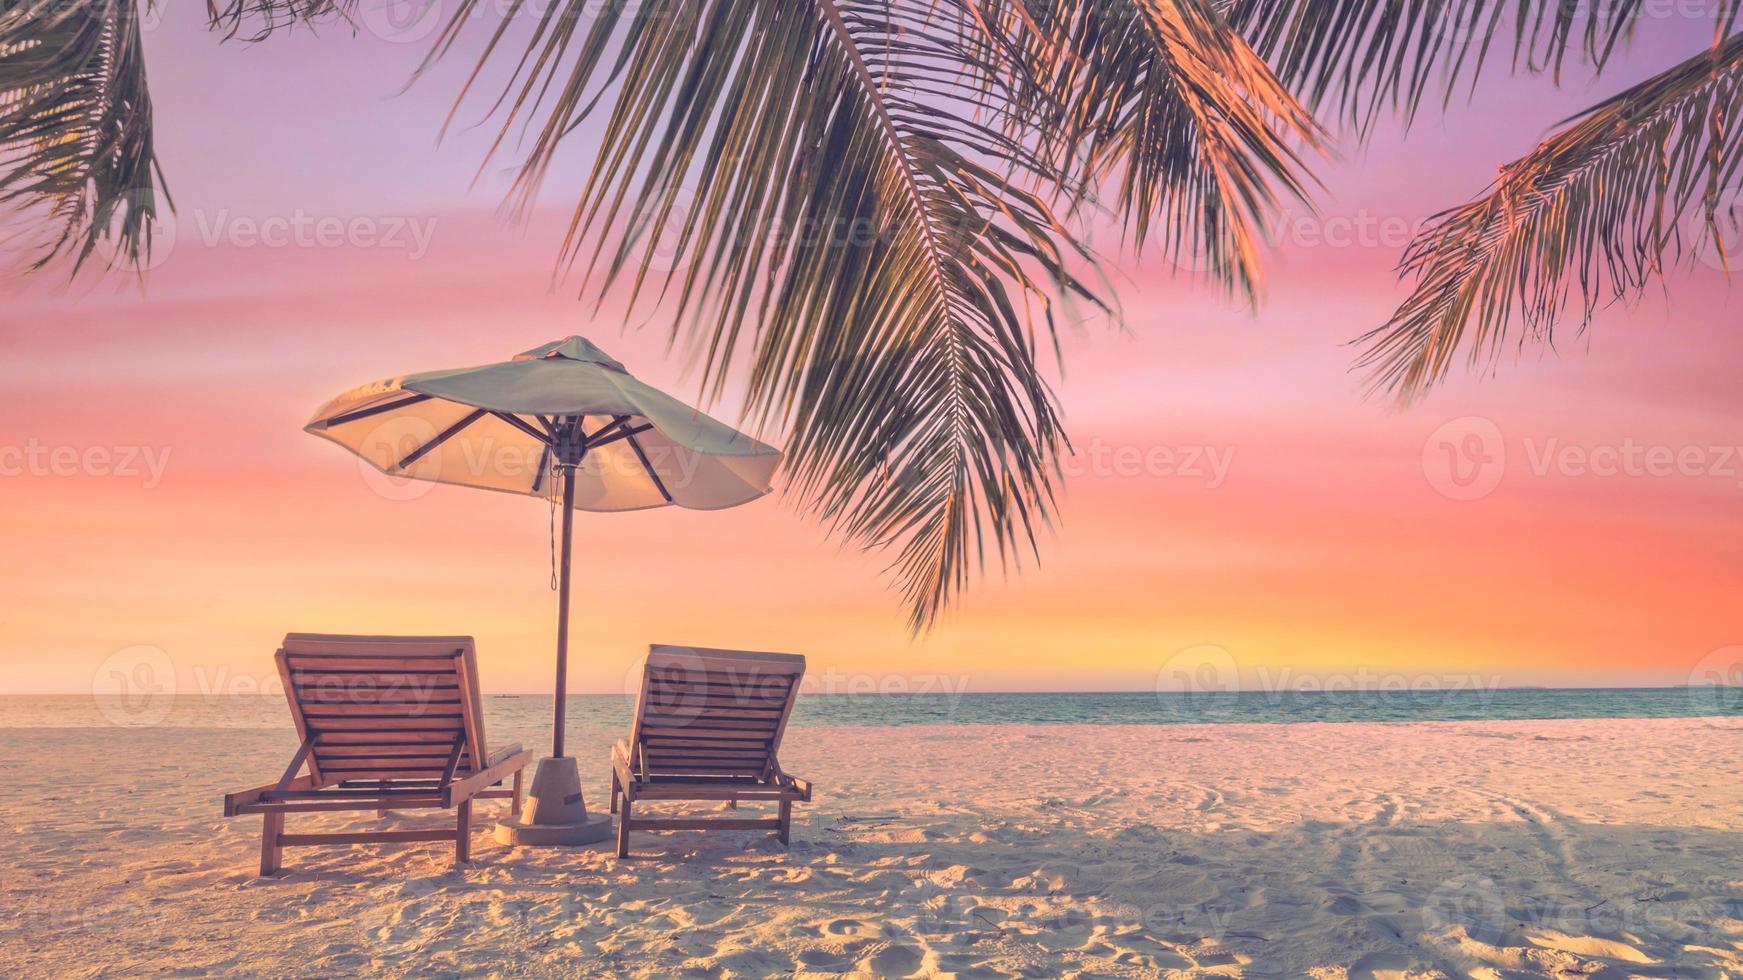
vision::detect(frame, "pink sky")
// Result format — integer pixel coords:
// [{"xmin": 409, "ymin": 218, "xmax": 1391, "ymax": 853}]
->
[{"xmin": 1, "ymin": 10, "xmax": 1739, "ymax": 694}]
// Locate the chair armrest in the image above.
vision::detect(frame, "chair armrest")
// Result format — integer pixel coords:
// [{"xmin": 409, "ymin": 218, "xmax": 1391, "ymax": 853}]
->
[
  {"xmin": 224, "ymin": 775, "xmax": 317, "ymax": 816},
  {"xmin": 225, "ymin": 741, "xmax": 318, "ymax": 816},
  {"xmin": 776, "ymin": 772, "xmax": 813, "ymax": 801},
  {"xmin": 441, "ymin": 746, "xmax": 534, "ymax": 807},
  {"xmin": 484, "ymin": 743, "xmax": 526, "ymax": 768},
  {"xmin": 612, "ymin": 739, "xmax": 637, "ymax": 800}
]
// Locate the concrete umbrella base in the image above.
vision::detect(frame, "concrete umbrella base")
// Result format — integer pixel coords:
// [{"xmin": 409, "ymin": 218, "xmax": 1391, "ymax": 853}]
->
[{"xmin": 494, "ymin": 756, "xmax": 613, "ymax": 846}]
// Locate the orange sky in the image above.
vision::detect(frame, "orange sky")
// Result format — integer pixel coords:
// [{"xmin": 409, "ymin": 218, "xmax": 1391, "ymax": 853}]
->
[{"xmin": 2, "ymin": 12, "xmax": 1739, "ymax": 695}]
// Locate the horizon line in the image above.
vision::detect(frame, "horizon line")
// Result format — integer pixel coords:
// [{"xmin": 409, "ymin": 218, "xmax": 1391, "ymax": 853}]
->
[{"xmin": 6, "ymin": 684, "xmax": 1730, "ymax": 698}]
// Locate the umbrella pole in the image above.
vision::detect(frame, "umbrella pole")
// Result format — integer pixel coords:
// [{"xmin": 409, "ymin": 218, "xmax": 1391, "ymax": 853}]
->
[
  {"xmin": 552, "ymin": 465, "xmax": 577, "ymax": 758},
  {"xmin": 498, "ymin": 456, "xmax": 610, "ymax": 847}
]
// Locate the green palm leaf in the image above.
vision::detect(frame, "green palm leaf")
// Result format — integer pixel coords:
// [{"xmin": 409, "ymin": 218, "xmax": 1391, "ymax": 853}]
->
[
  {"xmin": 1357, "ymin": 31, "xmax": 1743, "ymax": 403},
  {"xmin": 1, "ymin": 0, "xmax": 163, "ymax": 272}
]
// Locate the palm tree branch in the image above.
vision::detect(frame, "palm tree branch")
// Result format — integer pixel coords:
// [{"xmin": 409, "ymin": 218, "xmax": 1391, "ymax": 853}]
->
[
  {"xmin": 1355, "ymin": 31, "xmax": 1743, "ymax": 402},
  {"xmin": 1, "ymin": 0, "xmax": 164, "ymax": 272},
  {"xmin": 1010, "ymin": 0, "xmax": 1323, "ymax": 298},
  {"xmin": 205, "ymin": 0, "xmax": 354, "ymax": 40},
  {"xmin": 1221, "ymin": 0, "xmax": 1737, "ymax": 131},
  {"xmin": 425, "ymin": 0, "xmax": 1103, "ymax": 631}
]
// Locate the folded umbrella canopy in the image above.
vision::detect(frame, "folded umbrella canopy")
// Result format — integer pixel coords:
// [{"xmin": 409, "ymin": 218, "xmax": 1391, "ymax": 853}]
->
[{"xmin": 305, "ymin": 336, "xmax": 782, "ymax": 758}]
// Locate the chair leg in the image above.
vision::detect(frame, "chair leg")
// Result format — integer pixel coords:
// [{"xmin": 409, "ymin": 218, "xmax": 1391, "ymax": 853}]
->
[
  {"xmin": 455, "ymin": 800, "xmax": 471, "ymax": 864},
  {"xmin": 616, "ymin": 798, "xmax": 632, "ymax": 859},
  {"xmin": 259, "ymin": 812, "xmax": 284, "ymax": 876},
  {"xmin": 777, "ymin": 800, "xmax": 792, "ymax": 846},
  {"xmin": 609, "ymin": 771, "xmax": 620, "ymax": 815},
  {"xmin": 511, "ymin": 770, "xmax": 525, "ymax": 817}
]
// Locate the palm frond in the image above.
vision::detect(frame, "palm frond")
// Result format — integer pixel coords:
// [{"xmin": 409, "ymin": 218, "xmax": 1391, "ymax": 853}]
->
[
  {"xmin": 205, "ymin": 0, "xmax": 353, "ymax": 39},
  {"xmin": 428, "ymin": 0, "xmax": 1106, "ymax": 631},
  {"xmin": 1, "ymin": 0, "xmax": 163, "ymax": 272},
  {"xmin": 1020, "ymin": 0, "xmax": 1322, "ymax": 297},
  {"xmin": 1222, "ymin": 0, "xmax": 1728, "ymax": 131},
  {"xmin": 1356, "ymin": 32, "xmax": 1743, "ymax": 403}
]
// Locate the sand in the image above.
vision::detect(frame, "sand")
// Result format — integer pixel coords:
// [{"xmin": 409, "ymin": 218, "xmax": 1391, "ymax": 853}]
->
[{"xmin": 2, "ymin": 717, "xmax": 1740, "ymax": 978}]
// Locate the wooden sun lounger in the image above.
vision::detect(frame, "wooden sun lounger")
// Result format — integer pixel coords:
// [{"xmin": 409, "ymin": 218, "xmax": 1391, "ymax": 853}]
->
[
  {"xmin": 223, "ymin": 633, "xmax": 533, "ymax": 875},
  {"xmin": 609, "ymin": 645, "xmax": 813, "ymax": 858}
]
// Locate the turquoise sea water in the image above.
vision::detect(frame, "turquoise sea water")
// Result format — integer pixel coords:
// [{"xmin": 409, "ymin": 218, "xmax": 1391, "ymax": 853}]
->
[{"xmin": 4, "ymin": 687, "xmax": 1739, "ymax": 729}]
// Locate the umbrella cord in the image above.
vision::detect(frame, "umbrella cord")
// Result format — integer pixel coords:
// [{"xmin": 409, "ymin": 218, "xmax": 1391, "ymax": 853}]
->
[{"xmin": 547, "ymin": 456, "xmax": 560, "ymax": 591}]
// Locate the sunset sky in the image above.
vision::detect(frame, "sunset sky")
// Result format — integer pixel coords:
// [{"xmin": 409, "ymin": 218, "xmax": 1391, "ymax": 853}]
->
[{"xmin": 3, "ymin": 9, "xmax": 1739, "ymax": 695}]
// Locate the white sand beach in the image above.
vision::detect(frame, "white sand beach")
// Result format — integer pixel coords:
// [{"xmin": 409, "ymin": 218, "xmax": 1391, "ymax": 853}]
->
[{"xmin": 3, "ymin": 716, "xmax": 1739, "ymax": 978}]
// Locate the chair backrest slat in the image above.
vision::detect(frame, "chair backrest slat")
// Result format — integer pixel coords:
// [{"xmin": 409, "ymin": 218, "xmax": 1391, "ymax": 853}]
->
[
  {"xmin": 629, "ymin": 645, "xmax": 805, "ymax": 780},
  {"xmin": 278, "ymin": 634, "xmax": 487, "ymax": 787}
]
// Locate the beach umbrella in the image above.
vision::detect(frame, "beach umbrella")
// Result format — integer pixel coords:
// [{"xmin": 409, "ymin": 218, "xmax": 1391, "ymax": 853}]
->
[{"xmin": 304, "ymin": 336, "xmax": 781, "ymax": 842}]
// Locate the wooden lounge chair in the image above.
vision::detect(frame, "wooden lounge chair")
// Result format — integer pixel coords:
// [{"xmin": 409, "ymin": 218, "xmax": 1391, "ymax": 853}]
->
[
  {"xmin": 223, "ymin": 633, "xmax": 534, "ymax": 875},
  {"xmin": 610, "ymin": 645, "xmax": 813, "ymax": 858}
]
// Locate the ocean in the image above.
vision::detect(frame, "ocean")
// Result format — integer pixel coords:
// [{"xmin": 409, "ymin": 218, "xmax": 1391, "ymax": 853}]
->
[{"xmin": 4, "ymin": 687, "xmax": 1739, "ymax": 729}]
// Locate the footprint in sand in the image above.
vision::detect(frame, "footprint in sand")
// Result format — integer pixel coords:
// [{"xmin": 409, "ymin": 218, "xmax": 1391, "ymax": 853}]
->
[
  {"xmin": 1346, "ymin": 951, "xmax": 1424, "ymax": 979},
  {"xmin": 931, "ymin": 951, "xmax": 1020, "ymax": 978},
  {"xmin": 1325, "ymin": 893, "xmax": 1366, "ymax": 916},
  {"xmin": 824, "ymin": 918, "xmax": 880, "ymax": 939},
  {"xmin": 1096, "ymin": 928, "xmax": 1195, "ymax": 969},
  {"xmin": 794, "ymin": 947, "xmax": 853, "ymax": 971},
  {"xmin": 858, "ymin": 942, "xmax": 925, "ymax": 976}
]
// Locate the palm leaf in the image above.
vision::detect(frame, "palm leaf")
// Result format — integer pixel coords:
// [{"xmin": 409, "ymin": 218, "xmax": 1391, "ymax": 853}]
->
[
  {"xmin": 1356, "ymin": 32, "xmax": 1743, "ymax": 403},
  {"xmin": 1223, "ymin": 0, "xmax": 1682, "ymax": 131},
  {"xmin": 205, "ymin": 0, "xmax": 355, "ymax": 38},
  {"xmin": 1, "ymin": 0, "xmax": 163, "ymax": 272},
  {"xmin": 1017, "ymin": 0, "xmax": 1322, "ymax": 297},
  {"xmin": 427, "ymin": 0, "xmax": 1108, "ymax": 631}
]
